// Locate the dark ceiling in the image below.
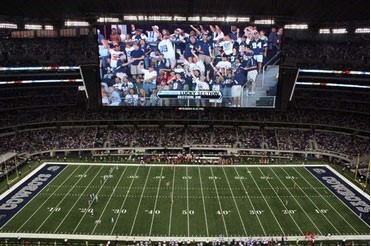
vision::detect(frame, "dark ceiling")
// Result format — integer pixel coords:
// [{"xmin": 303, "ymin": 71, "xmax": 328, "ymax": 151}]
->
[{"xmin": 0, "ymin": 0, "xmax": 369, "ymax": 25}]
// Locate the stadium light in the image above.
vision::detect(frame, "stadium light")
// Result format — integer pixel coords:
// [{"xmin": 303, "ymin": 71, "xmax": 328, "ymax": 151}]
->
[
  {"xmin": 319, "ymin": 29, "xmax": 330, "ymax": 34},
  {"xmin": 284, "ymin": 24, "xmax": 308, "ymax": 30},
  {"xmin": 237, "ymin": 17, "xmax": 250, "ymax": 22},
  {"xmin": 174, "ymin": 16, "xmax": 187, "ymax": 21},
  {"xmin": 25, "ymin": 24, "xmax": 43, "ymax": 30},
  {"xmin": 97, "ymin": 17, "xmax": 120, "ymax": 23},
  {"xmin": 44, "ymin": 25, "xmax": 54, "ymax": 30},
  {"xmin": 332, "ymin": 28, "xmax": 347, "ymax": 34},
  {"xmin": 0, "ymin": 23, "xmax": 17, "ymax": 29},
  {"xmin": 188, "ymin": 16, "xmax": 200, "ymax": 22},
  {"xmin": 225, "ymin": 17, "xmax": 237, "ymax": 22},
  {"xmin": 65, "ymin": 21, "xmax": 89, "ymax": 27},
  {"xmin": 201, "ymin": 16, "xmax": 225, "ymax": 22},
  {"xmin": 254, "ymin": 19, "xmax": 275, "ymax": 25},
  {"xmin": 355, "ymin": 28, "xmax": 370, "ymax": 33},
  {"xmin": 148, "ymin": 16, "xmax": 172, "ymax": 21},
  {"xmin": 123, "ymin": 15, "xmax": 138, "ymax": 21}
]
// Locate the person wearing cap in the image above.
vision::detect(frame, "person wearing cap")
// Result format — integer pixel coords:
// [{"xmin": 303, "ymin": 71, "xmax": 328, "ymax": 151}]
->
[
  {"xmin": 195, "ymin": 33, "xmax": 213, "ymax": 65},
  {"xmin": 138, "ymin": 61, "xmax": 157, "ymax": 95},
  {"xmin": 115, "ymin": 53, "xmax": 129, "ymax": 75},
  {"xmin": 131, "ymin": 24, "xmax": 147, "ymax": 41},
  {"xmin": 170, "ymin": 28, "xmax": 186, "ymax": 54},
  {"xmin": 242, "ymin": 51, "xmax": 258, "ymax": 95},
  {"xmin": 237, "ymin": 35, "xmax": 249, "ymax": 53},
  {"xmin": 147, "ymin": 25, "xmax": 160, "ymax": 51},
  {"xmin": 215, "ymin": 55, "xmax": 232, "ymax": 72},
  {"xmin": 183, "ymin": 36, "xmax": 198, "ymax": 60}
]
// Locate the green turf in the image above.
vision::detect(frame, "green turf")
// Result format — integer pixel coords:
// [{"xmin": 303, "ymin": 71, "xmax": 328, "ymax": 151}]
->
[{"xmin": 0, "ymin": 163, "xmax": 369, "ymax": 238}]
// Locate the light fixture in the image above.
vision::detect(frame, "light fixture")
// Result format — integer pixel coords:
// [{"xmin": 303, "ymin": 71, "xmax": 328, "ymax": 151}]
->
[
  {"xmin": 44, "ymin": 25, "xmax": 54, "ymax": 30},
  {"xmin": 123, "ymin": 15, "xmax": 138, "ymax": 21},
  {"xmin": 25, "ymin": 24, "xmax": 43, "ymax": 30},
  {"xmin": 0, "ymin": 23, "xmax": 17, "ymax": 29},
  {"xmin": 332, "ymin": 28, "xmax": 347, "ymax": 34},
  {"xmin": 319, "ymin": 29, "xmax": 330, "ymax": 34},
  {"xmin": 148, "ymin": 16, "xmax": 172, "ymax": 21},
  {"xmin": 174, "ymin": 16, "xmax": 187, "ymax": 21},
  {"xmin": 237, "ymin": 17, "xmax": 250, "ymax": 22},
  {"xmin": 254, "ymin": 19, "xmax": 275, "ymax": 25},
  {"xmin": 284, "ymin": 24, "xmax": 308, "ymax": 30},
  {"xmin": 201, "ymin": 17, "xmax": 225, "ymax": 22},
  {"xmin": 225, "ymin": 17, "xmax": 237, "ymax": 22},
  {"xmin": 188, "ymin": 16, "xmax": 200, "ymax": 22},
  {"xmin": 65, "ymin": 21, "xmax": 89, "ymax": 27},
  {"xmin": 97, "ymin": 17, "xmax": 120, "ymax": 23},
  {"xmin": 355, "ymin": 28, "xmax": 370, "ymax": 33}
]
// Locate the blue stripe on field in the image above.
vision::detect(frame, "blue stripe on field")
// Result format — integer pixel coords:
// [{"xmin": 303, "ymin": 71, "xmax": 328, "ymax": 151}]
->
[
  {"xmin": 306, "ymin": 166, "xmax": 369, "ymax": 225},
  {"xmin": 0, "ymin": 164, "xmax": 66, "ymax": 228}
]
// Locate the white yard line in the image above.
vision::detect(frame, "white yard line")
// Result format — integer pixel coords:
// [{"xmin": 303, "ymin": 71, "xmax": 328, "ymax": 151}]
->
[
  {"xmin": 35, "ymin": 165, "xmax": 94, "ymax": 233},
  {"xmin": 168, "ymin": 166, "xmax": 176, "ymax": 236},
  {"xmin": 149, "ymin": 167, "xmax": 164, "ymax": 236},
  {"xmin": 13, "ymin": 165, "xmax": 76, "ymax": 232},
  {"xmin": 245, "ymin": 167, "xmax": 285, "ymax": 235},
  {"xmin": 275, "ymin": 167, "xmax": 340, "ymax": 233},
  {"xmin": 233, "ymin": 167, "xmax": 266, "ymax": 235},
  {"xmin": 72, "ymin": 166, "xmax": 112, "ymax": 234},
  {"xmin": 53, "ymin": 166, "xmax": 105, "ymax": 233},
  {"xmin": 293, "ymin": 167, "xmax": 361, "ymax": 234},
  {"xmin": 110, "ymin": 166, "xmax": 140, "ymax": 235},
  {"xmin": 47, "ymin": 162, "xmax": 309, "ymax": 168},
  {"xmin": 186, "ymin": 166, "xmax": 190, "ymax": 237},
  {"xmin": 91, "ymin": 166, "xmax": 129, "ymax": 234},
  {"xmin": 252, "ymin": 167, "xmax": 303, "ymax": 234},
  {"xmin": 129, "ymin": 166, "xmax": 152, "ymax": 235},
  {"xmin": 1, "ymin": 232, "xmax": 370, "ymax": 243},
  {"xmin": 302, "ymin": 167, "xmax": 370, "ymax": 228},
  {"xmin": 266, "ymin": 167, "xmax": 324, "ymax": 234},
  {"xmin": 221, "ymin": 167, "xmax": 247, "ymax": 236},
  {"xmin": 209, "ymin": 167, "xmax": 229, "ymax": 237},
  {"xmin": 197, "ymin": 167, "xmax": 209, "ymax": 237}
]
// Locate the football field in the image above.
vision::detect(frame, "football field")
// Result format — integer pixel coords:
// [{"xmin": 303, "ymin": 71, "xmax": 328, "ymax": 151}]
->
[{"xmin": 0, "ymin": 163, "xmax": 369, "ymax": 242}]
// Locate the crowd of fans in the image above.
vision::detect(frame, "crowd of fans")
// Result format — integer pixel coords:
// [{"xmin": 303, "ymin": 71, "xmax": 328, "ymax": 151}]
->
[
  {"xmin": 282, "ymin": 40, "xmax": 370, "ymax": 71},
  {"xmin": 0, "ymin": 107, "xmax": 368, "ymax": 134},
  {"xmin": 0, "ymin": 125, "xmax": 367, "ymax": 160},
  {"xmin": 99, "ymin": 24, "xmax": 282, "ymax": 107},
  {"xmin": 0, "ymin": 37, "xmax": 98, "ymax": 67}
]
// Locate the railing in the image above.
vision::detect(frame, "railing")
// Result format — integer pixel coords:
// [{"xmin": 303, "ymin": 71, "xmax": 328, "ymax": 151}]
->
[{"xmin": 262, "ymin": 51, "xmax": 281, "ymax": 88}]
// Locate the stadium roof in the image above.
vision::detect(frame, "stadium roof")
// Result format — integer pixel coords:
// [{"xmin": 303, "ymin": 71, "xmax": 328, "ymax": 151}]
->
[{"xmin": 0, "ymin": 0, "xmax": 369, "ymax": 25}]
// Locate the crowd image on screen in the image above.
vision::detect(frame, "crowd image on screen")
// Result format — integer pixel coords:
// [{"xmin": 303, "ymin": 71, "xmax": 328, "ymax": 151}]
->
[{"xmin": 98, "ymin": 24, "xmax": 282, "ymax": 107}]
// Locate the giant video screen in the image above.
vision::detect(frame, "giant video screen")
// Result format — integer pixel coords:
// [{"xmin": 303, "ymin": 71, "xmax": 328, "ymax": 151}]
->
[{"xmin": 98, "ymin": 24, "xmax": 282, "ymax": 108}]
